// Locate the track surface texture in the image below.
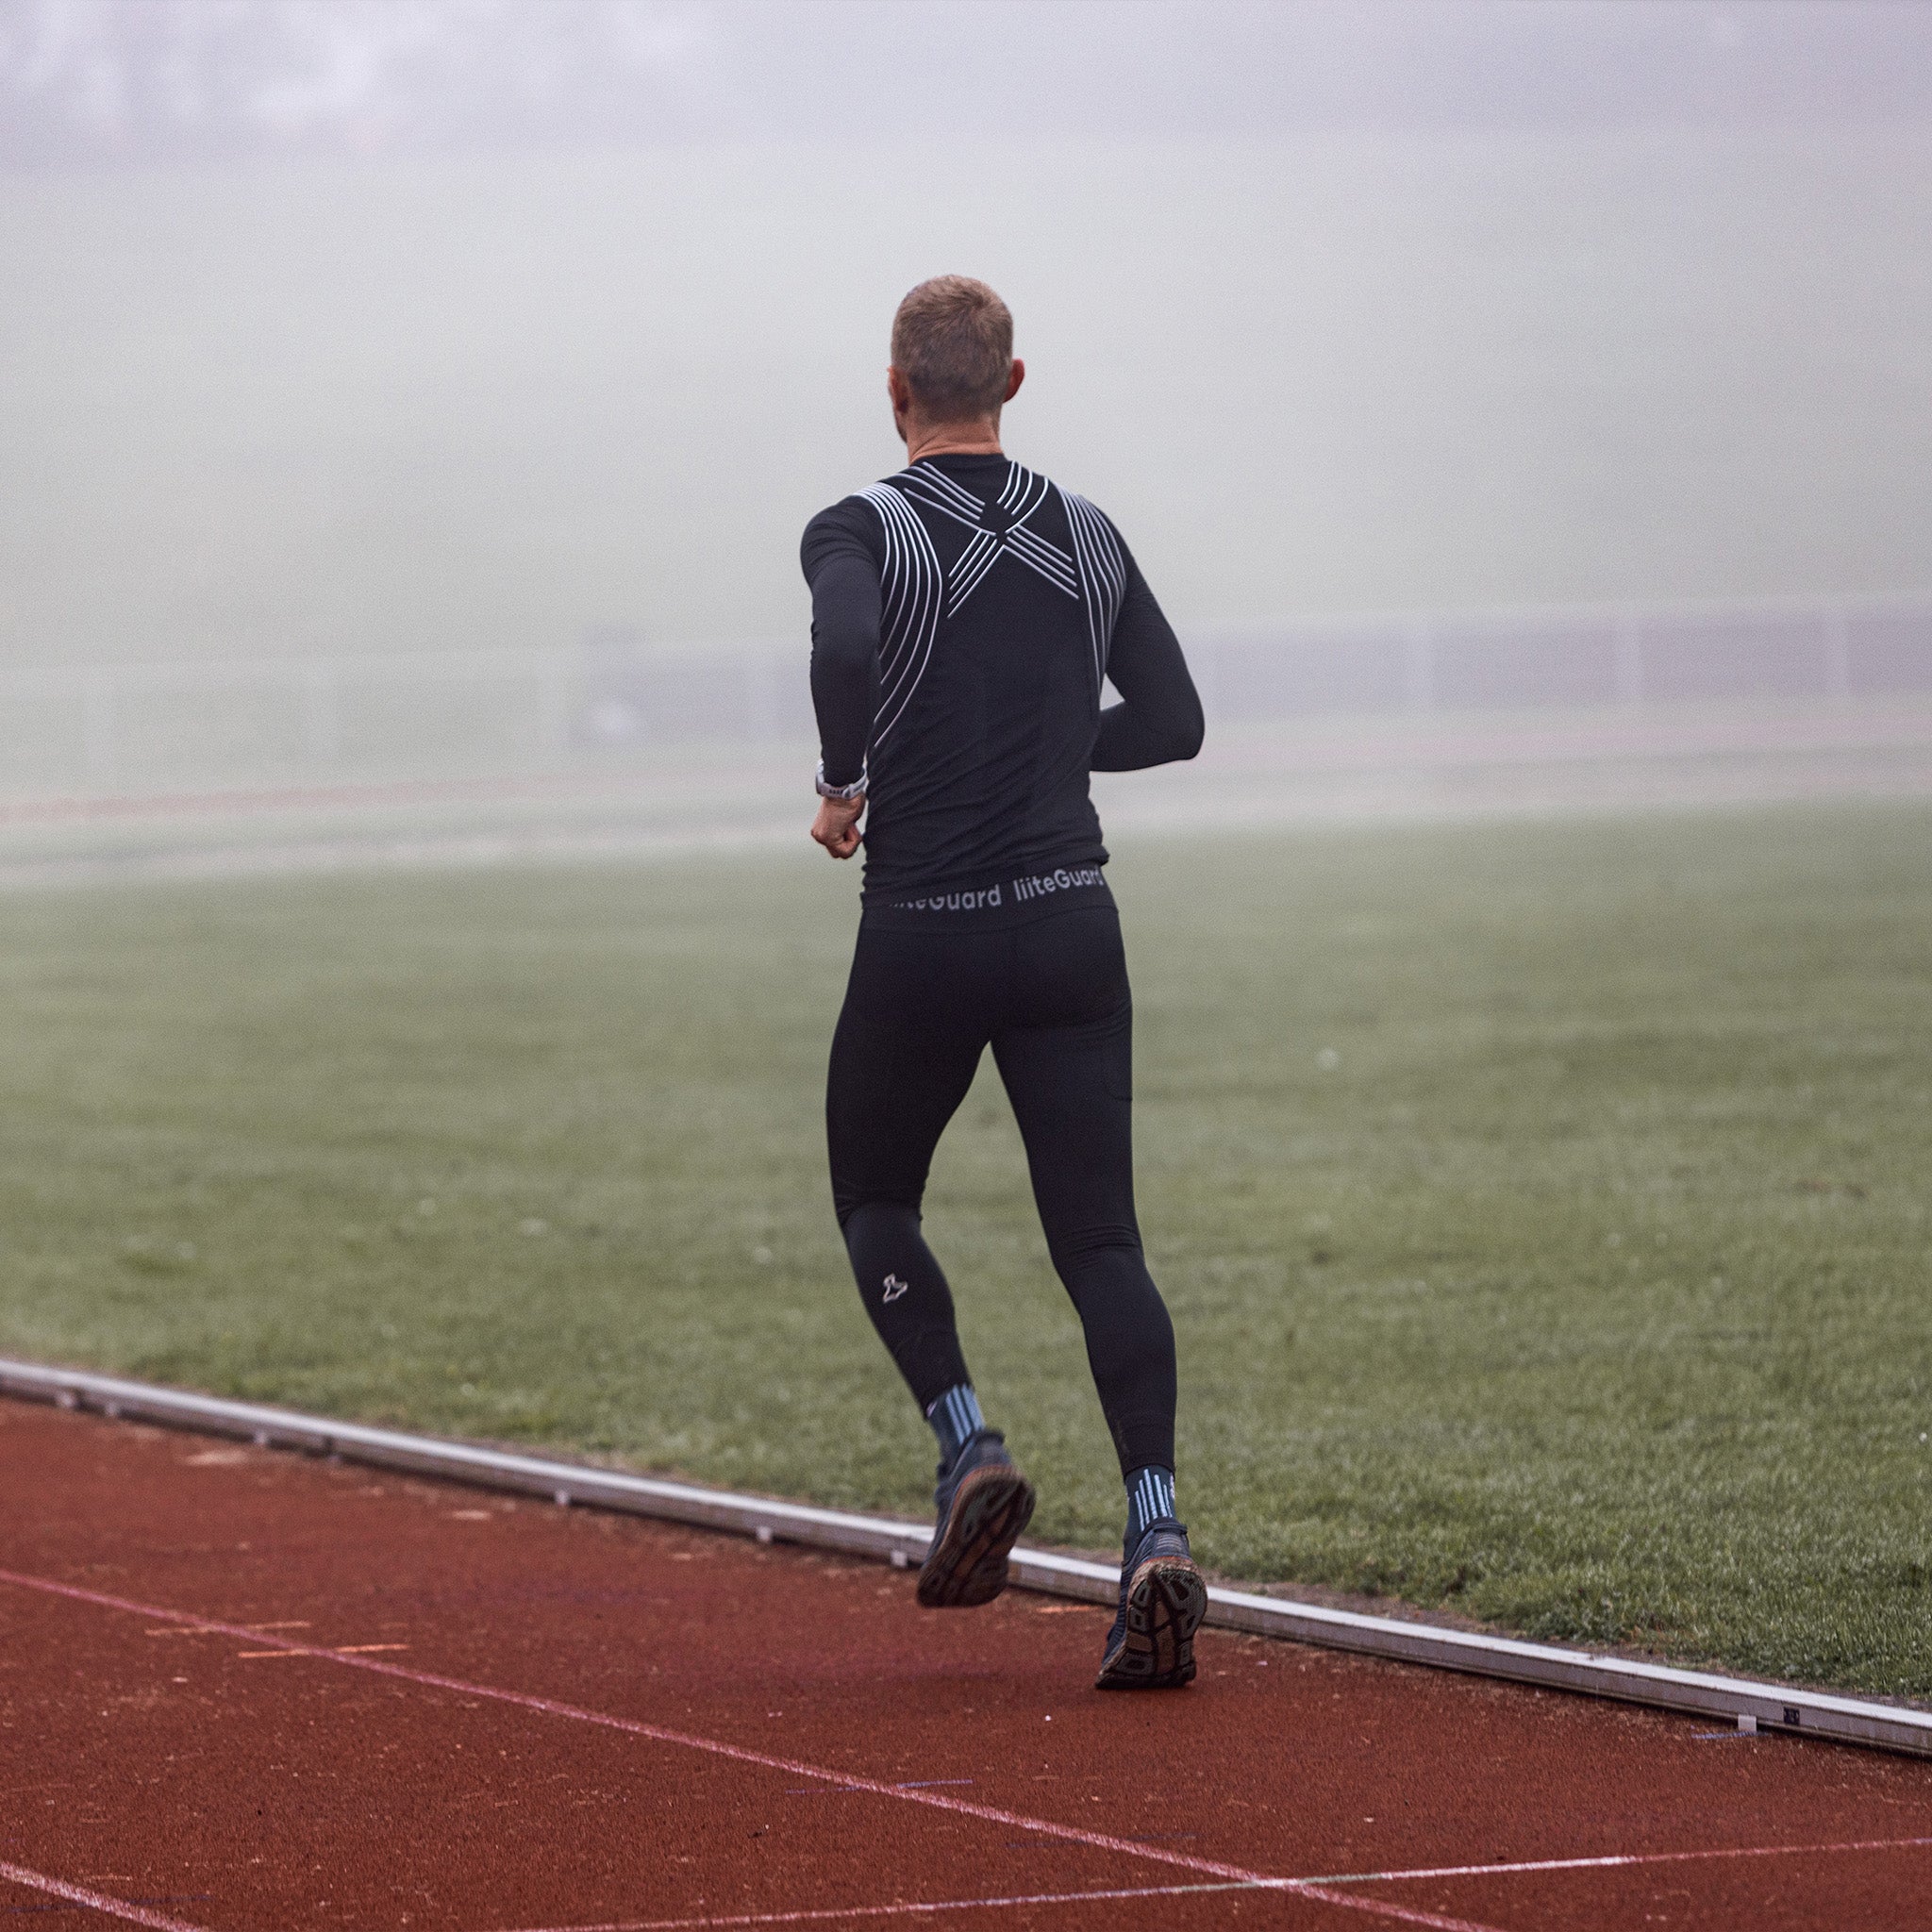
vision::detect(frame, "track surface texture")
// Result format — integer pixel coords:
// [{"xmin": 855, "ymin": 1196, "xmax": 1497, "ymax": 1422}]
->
[{"xmin": 4, "ymin": 1403, "xmax": 1930, "ymax": 1931}]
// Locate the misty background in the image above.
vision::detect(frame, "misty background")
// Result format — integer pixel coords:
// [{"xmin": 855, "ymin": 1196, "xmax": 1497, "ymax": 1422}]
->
[{"xmin": 0, "ymin": 0, "xmax": 1928, "ymax": 831}]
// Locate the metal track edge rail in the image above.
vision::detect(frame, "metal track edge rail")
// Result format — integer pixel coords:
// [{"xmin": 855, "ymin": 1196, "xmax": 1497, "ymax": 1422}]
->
[{"xmin": 6, "ymin": 1356, "xmax": 1927, "ymax": 1760}]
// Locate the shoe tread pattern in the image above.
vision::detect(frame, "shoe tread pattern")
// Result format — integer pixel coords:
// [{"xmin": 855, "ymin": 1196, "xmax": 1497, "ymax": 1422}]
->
[
  {"xmin": 917, "ymin": 1464, "xmax": 1037, "ymax": 1608},
  {"xmin": 1094, "ymin": 1556, "xmax": 1207, "ymax": 1690}
]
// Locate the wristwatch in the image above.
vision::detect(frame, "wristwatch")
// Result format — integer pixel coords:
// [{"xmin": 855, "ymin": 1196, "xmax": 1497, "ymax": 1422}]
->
[{"xmin": 815, "ymin": 761, "xmax": 868, "ymax": 802}]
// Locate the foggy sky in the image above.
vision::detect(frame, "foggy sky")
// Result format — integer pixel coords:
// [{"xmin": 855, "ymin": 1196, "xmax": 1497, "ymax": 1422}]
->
[
  {"xmin": 4, "ymin": 0, "xmax": 1929, "ymax": 170},
  {"xmin": 3, "ymin": 1, "xmax": 1928, "ymax": 671}
]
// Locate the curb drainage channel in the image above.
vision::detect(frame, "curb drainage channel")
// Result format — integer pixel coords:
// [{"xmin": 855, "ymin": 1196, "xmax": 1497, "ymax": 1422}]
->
[{"xmin": 5, "ymin": 1355, "xmax": 1927, "ymax": 1760}]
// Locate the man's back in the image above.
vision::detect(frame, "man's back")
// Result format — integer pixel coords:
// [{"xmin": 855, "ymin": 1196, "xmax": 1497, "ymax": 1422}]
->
[{"xmin": 803, "ymin": 452, "xmax": 1199, "ymax": 896}]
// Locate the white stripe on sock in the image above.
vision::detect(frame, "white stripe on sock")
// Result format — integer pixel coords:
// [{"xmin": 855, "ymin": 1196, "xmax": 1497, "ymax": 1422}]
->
[
  {"xmin": 929, "ymin": 1385, "xmax": 983, "ymax": 1456},
  {"xmin": 1128, "ymin": 1467, "xmax": 1174, "ymax": 1536}
]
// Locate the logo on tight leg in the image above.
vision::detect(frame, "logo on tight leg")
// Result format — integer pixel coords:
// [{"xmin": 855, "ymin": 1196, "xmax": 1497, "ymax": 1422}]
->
[{"xmin": 882, "ymin": 1274, "xmax": 908, "ymax": 1302}]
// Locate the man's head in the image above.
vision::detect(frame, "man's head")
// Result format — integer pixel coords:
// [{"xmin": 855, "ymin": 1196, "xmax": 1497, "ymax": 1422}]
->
[{"xmin": 888, "ymin": 275, "xmax": 1024, "ymax": 450}]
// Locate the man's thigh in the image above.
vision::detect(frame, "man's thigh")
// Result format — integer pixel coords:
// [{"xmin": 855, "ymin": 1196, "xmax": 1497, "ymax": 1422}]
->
[
  {"xmin": 991, "ymin": 911, "xmax": 1140, "ymax": 1252},
  {"xmin": 826, "ymin": 927, "xmax": 991, "ymax": 1218},
  {"xmin": 991, "ymin": 1000, "xmax": 1139, "ymax": 1253}
]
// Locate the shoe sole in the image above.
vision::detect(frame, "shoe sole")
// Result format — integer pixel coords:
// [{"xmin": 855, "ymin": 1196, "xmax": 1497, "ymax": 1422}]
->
[
  {"xmin": 916, "ymin": 1463, "xmax": 1037, "ymax": 1609},
  {"xmin": 1094, "ymin": 1556, "xmax": 1207, "ymax": 1690}
]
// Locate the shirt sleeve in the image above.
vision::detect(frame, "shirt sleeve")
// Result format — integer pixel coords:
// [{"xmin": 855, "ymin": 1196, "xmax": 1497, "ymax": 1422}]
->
[
  {"xmin": 800, "ymin": 499, "xmax": 885, "ymax": 789},
  {"xmin": 1091, "ymin": 549, "xmax": 1205, "ymax": 773}
]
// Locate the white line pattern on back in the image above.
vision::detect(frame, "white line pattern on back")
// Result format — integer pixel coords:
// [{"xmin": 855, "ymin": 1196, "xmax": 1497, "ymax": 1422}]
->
[
  {"xmin": 859, "ymin": 461, "xmax": 1124, "ymax": 752},
  {"xmin": 858, "ymin": 483, "xmax": 944, "ymax": 752},
  {"xmin": 892, "ymin": 461, "xmax": 1078, "ymax": 614},
  {"xmin": 1058, "ymin": 487, "xmax": 1126, "ymax": 689}
]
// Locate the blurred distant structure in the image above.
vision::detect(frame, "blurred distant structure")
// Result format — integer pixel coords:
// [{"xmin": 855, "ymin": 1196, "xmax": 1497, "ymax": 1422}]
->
[{"xmin": 3, "ymin": 591, "xmax": 1925, "ymax": 808}]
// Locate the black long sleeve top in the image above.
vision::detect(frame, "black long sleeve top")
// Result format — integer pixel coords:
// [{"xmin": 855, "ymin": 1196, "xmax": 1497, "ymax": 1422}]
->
[{"xmin": 801, "ymin": 452, "xmax": 1202, "ymax": 896}]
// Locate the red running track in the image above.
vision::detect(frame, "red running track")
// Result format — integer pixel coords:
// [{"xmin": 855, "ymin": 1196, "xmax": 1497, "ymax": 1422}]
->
[{"xmin": 2, "ymin": 1399, "xmax": 1929, "ymax": 1931}]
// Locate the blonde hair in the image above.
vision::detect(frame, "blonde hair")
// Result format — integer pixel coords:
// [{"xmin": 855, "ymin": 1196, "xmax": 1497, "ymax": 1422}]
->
[{"xmin": 890, "ymin": 275, "xmax": 1014, "ymax": 417}]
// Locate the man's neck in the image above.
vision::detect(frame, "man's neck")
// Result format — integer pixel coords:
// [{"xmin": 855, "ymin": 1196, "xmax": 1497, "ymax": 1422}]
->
[{"xmin": 901, "ymin": 417, "xmax": 1004, "ymax": 463}]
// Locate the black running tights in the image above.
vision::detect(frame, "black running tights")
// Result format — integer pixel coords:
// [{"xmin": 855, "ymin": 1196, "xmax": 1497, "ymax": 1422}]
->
[{"xmin": 825, "ymin": 903, "xmax": 1175, "ymax": 1475}]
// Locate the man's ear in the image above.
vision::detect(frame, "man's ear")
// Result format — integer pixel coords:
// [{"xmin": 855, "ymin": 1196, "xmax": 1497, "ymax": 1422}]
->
[{"xmin": 1004, "ymin": 358, "xmax": 1025, "ymax": 404}]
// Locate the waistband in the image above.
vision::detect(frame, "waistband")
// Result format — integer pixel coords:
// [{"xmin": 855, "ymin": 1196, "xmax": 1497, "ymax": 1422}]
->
[{"xmin": 860, "ymin": 861, "xmax": 1113, "ymax": 931}]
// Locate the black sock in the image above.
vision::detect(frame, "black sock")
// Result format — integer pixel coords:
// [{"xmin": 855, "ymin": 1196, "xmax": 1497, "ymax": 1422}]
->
[
  {"xmin": 926, "ymin": 1383, "xmax": 985, "ymax": 1466},
  {"xmin": 1125, "ymin": 1464, "xmax": 1175, "ymax": 1544}
]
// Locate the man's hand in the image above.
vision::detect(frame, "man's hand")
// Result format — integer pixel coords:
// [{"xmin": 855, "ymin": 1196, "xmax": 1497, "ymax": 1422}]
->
[{"xmin": 811, "ymin": 793, "xmax": 865, "ymax": 859}]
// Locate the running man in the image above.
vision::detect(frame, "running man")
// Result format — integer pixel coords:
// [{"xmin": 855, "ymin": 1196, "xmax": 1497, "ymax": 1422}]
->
[{"xmin": 802, "ymin": 276, "xmax": 1206, "ymax": 1689}]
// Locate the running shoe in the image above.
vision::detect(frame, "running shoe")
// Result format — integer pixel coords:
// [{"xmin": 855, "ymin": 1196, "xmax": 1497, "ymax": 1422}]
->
[
  {"xmin": 916, "ymin": 1428, "xmax": 1036, "ymax": 1609},
  {"xmin": 1094, "ymin": 1517, "xmax": 1206, "ymax": 1690}
]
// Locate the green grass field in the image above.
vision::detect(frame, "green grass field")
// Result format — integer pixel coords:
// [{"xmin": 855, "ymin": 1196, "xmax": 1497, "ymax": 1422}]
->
[{"xmin": 2, "ymin": 801, "xmax": 1928, "ymax": 1696}]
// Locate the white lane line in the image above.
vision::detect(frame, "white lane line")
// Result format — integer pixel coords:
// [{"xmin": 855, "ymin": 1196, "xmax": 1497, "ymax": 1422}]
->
[
  {"xmin": 1310, "ymin": 1830, "xmax": 1932, "ymax": 1887},
  {"xmin": 491, "ymin": 1884, "xmax": 1501, "ymax": 1932},
  {"xmin": 0, "ymin": 1563, "xmax": 1500, "ymax": 1932},
  {"xmin": 0, "ymin": 1858, "xmax": 209, "ymax": 1932},
  {"xmin": 1295, "ymin": 1899, "xmax": 1499, "ymax": 1930},
  {"xmin": 235, "ymin": 1640, "xmax": 409, "ymax": 1658},
  {"xmin": 491, "ymin": 1832, "xmax": 1932, "ymax": 1932},
  {"xmin": 491, "ymin": 1882, "xmax": 1271, "ymax": 1930}
]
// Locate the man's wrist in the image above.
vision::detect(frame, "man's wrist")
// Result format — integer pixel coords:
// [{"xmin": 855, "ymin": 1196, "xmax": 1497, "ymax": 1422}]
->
[{"xmin": 815, "ymin": 761, "xmax": 868, "ymax": 802}]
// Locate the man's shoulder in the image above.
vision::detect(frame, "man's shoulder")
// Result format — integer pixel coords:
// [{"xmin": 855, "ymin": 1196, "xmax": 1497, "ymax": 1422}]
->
[
  {"xmin": 1041, "ymin": 472, "xmax": 1115, "ymax": 525},
  {"xmin": 800, "ymin": 488, "xmax": 891, "ymax": 578},
  {"xmin": 804, "ymin": 491, "xmax": 878, "ymax": 531},
  {"xmin": 1044, "ymin": 475, "xmax": 1127, "ymax": 569},
  {"xmin": 999, "ymin": 464, "xmax": 1124, "ymax": 551}
]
